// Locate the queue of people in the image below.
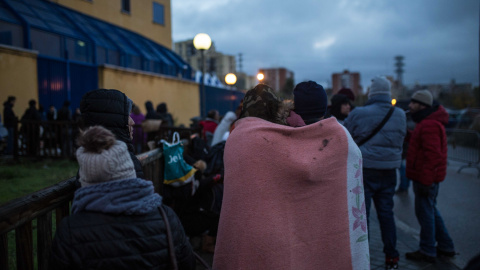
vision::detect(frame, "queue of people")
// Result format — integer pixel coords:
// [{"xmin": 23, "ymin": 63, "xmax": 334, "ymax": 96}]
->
[{"xmin": 12, "ymin": 80, "xmax": 455, "ymax": 269}]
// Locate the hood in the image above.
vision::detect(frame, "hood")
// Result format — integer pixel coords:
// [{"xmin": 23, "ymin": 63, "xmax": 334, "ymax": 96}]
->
[
  {"xmin": 426, "ymin": 105, "xmax": 449, "ymax": 125},
  {"xmin": 80, "ymin": 89, "xmax": 132, "ymax": 144},
  {"xmin": 145, "ymin": 101, "xmax": 155, "ymax": 113}
]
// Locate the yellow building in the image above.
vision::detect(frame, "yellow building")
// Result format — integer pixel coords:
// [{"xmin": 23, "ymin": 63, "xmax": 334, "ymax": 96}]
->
[{"xmin": 0, "ymin": 0, "xmax": 198, "ymax": 126}]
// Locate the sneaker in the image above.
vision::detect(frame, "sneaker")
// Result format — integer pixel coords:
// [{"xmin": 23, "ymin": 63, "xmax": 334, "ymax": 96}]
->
[
  {"xmin": 406, "ymin": 250, "xmax": 436, "ymax": 263},
  {"xmin": 437, "ymin": 247, "xmax": 456, "ymax": 258},
  {"xmin": 385, "ymin": 256, "xmax": 399, "ymax": 269}
]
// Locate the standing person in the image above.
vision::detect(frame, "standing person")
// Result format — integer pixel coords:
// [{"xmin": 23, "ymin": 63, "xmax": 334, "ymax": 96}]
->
[
  {"xmin": 46, "ymin": 105, "xmax": 57, "ymax": 121},
  {"xmin": 199, "ymin": 109, "xmax": 219, "ymax": 146},
  {"xmin": 50, "ymin": 126, "xmax": 195, "ymax": 270},
  {"xmin": 405, "ymin": 90, "xmax": 456, "ymax": 263},
  {"xmin": 80, "ymin": 89, "xmax": 144, "ymax": 178},
  {"xmin": 21, "ymin": 99, "xmax": 42, "ymax": 155},
  {"xmin": 326, "ymin": 93, "xmax": 352, "ymax": 125},
  {"xmin": 145, "ymin": 100, "xmax": 161, "ymax": 120},
  {"xmin": 3, "ymin": 96, "xmax": 17, "ymax": 155},
  {"xmin": 344, "ymin": 76, "xmax": 406, "ymax": 269},
  {"xmin": 214, "ymin": 83, "xmax": 369, "ymax": 270},
  {"xmin": 57, "ymin": 100, "xmax": 72, "ymax": 122},
  {"xmin": 57, "ymin": 100, "xmax": 73, "ymax": 157},
  {"xmin": 156, "ymin": 102, "xmax": 174, "ymax": 127},
  {"xmin": 130, "ymin": 104, "xmax": 146, "ymax": 153}
]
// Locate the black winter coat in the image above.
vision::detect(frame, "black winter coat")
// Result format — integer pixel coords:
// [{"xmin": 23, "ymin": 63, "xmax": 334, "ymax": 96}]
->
[
  {"xmin": 3, "ymin": 101, "xmax": 17, "ymax": 127},
  {"xmin": 80, "ymin": 89, "xmax": 144, "ymax": 178},
  {"xmin": 49, "ymin": 205, "xmax": 195, "ymax": 270}
]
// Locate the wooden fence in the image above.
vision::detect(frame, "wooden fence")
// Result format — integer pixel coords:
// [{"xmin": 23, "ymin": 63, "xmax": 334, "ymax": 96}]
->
[{"xmin": 0, "ymin": 148, "xmax": 163, "ymax": 270}]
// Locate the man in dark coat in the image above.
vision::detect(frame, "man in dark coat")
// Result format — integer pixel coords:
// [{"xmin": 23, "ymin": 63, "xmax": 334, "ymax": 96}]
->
[
  {"xmin": 3, "ymin": 96, "xmax": 17, "ymax": 154},
  {"xmin": 21, "ymin": 99, "xmax": 42, "ymax": 155},
  {"xmin": 80, "ymin": 89, "xmax": 144, "ymax": 178},
  {"xmin": 405, "ymin": 90, "xmax": 456, "ymax": 263}
]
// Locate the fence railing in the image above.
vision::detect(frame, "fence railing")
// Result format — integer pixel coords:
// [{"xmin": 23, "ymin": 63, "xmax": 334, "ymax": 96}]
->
[
  {"xmin": 9, "ymin": 120, "xmax": 194, "ymax": 159},
  {"xmin": 446, "ymin": 128, "xmax": 480, "ymax": 177},
  {"xmin": 0, "ymin": 148, "xmax": 163, "ymax": 270}
]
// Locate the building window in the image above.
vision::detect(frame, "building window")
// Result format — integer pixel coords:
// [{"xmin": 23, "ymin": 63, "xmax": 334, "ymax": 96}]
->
[
  {"xmin": 153, "ymin": 2, "xmax": 164, "ymax": 25},
  {"xmin": 121, "ymin": 0, "xmax": 130, "ymax": 13}
]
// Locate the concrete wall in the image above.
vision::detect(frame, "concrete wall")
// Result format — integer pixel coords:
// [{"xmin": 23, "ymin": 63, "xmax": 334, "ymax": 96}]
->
[
  {"xmin": 51, "ymin": 0, "xmax": 172, "ymax": 48},
  {"xmin": 99, "ymin": 65, "xmax": 199, "ymax": 127},
  {"xmin": 0, "ymin": 45, "xmax": 38, "ymax": 120}
]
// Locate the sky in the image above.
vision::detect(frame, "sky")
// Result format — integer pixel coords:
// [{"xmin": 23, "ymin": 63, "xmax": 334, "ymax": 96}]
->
[{"xmin": 172, "ymin": 0, "xmax": 479, "ymax": 89}]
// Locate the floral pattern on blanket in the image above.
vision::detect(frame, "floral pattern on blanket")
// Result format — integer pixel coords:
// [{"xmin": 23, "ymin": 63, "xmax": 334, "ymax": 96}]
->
[{"xmin": 352, "ymin": 158, "xmax": 368, "ymax": 242}]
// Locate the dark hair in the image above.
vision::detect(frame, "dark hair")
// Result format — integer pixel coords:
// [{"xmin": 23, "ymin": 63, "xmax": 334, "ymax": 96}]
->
[
  {"xmin": 207, "ymin": 109, "xmax": 219, "ymax": 119},
  {"xmin": 7, "ymin": 96, "xmax": 16, "ymax": 102},
  {"xmin": 132, "ymin": 104, "xmax": 141, "ymax": 114},
  {"xmin": 29, "ymin": 99, "xmax": 36, "ymax": 107},
  {"xmin": 77, "ymin": 126, "xmax": 116, "ymax": 154}
]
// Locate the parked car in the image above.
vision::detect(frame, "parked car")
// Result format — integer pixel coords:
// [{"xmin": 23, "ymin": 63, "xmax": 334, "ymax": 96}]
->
[{"xmin": 455, "ymin": 108, "xmax": 480, "ymax": 130}]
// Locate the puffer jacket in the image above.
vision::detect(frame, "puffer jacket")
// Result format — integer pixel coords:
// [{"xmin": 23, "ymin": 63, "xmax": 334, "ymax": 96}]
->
[
  {"xmin": 50, "ymin": 205, "xmax": 195, "ymax": 270},
  {"xmin": 406, "ymin": 105, "xmax": 449, "ymax": 186},
  {"xmin": 80, "ymin": 89, "xmax": 144, "ymax": 178},
  {"xmin": 344, "ymin": 95, "xmax": 406, "ymax": 169}
]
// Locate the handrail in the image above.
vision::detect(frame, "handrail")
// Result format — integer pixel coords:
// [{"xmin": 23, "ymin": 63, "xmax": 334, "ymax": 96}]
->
[{"xmin": 0, "ymin": 148, "xmax": 163, "ymax": 270}]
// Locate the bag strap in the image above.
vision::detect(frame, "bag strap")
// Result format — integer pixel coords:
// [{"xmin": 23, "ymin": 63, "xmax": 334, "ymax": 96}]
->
[
  {"xmin": 172, "ymin": 132, "xmax": 180, "ymax": 144},
  {"xmin": 159, "ymin": 206, "xmax": 178, "ymax": 270},
  {"xmin": 357, "ymin": 106, "xmax": 395, "ymax": 147}
]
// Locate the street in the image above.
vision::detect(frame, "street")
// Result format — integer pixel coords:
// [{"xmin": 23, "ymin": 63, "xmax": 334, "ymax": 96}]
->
[{"xmin": 392, "ymin": 160, "xmax": 480, "ymax": 269}]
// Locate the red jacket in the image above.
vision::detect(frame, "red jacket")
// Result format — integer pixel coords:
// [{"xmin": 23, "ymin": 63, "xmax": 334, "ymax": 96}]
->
[{"xmin": 406, "ymin": 105, "xmax": 449, "ymax": 186}]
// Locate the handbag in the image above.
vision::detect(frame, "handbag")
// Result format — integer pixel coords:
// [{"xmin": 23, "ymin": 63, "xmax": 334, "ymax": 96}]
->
[
  {"xmin": 161, "ymin": 132, "xmax": 197, "ymax": 187},
  {"xmin": 142, "ymin": 119, "xmax": 163, "ymax": 133},
  {"xmin": 356, "ymin": 106, "xmax": 395, "ymax": 146},
  {"xmin": 159, "ymin": 206, "xmax": 213, "ymax": 270}
]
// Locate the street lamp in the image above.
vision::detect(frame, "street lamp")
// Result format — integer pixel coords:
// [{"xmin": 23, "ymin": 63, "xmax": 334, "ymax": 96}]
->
[
  {"xmin": 225, "ymin": 73, "xmax": 237, "ymax": 89},
  {"xmin": 257, "ymin": 72, "xmax": 264, "ymax": 82},
  {"xmin": 194, "ymin": 33, "xmax": 212, "ymax": 117}
]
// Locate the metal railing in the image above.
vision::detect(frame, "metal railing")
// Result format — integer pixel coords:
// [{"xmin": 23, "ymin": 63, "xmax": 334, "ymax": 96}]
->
[
  {"xmin": 446, "ymin": 128, "xmax": 480, "ymax": 177},
  {"xmin": 0, "ymin": 148, "xmax": 163, "ymax": 270},
  {"xmin": 8, "ymin": 120, "xmax": 193, "ymax": 159}
]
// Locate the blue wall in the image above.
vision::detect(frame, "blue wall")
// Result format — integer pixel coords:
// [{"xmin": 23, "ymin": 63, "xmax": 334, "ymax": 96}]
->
[{"xmin": 203, "ymin": 85, "xmax": 244, "ymax": 117}]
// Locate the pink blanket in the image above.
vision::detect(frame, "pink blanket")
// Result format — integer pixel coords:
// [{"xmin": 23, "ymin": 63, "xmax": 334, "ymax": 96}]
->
[{"xmin": 213, "ymin": 117, "xmax": 369, "ymax": 270}]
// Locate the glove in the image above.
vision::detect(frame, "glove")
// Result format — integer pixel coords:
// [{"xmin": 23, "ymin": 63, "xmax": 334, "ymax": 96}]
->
[{"xmin": 417, "ymin": 183, "xmax": 431, "ymax": 197}]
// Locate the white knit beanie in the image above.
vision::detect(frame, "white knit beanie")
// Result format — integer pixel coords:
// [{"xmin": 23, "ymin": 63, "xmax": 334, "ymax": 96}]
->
[
  {"xmin": 411, "ymin": 90, "xmax": 433, "ymax": 107},
  {"xmin": 76, "ymin": 132, "xmax": 136, "ymax": 187},
  {"xmin": 368, "ymin": 76, "xmax": 391, "ymax": 99}
]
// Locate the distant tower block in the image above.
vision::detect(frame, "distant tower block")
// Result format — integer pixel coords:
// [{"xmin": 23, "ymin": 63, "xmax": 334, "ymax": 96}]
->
[
  {"xmin": 395, "ymin": 56, "xmax": 404, "ymax": 86},
  {"xmin": 238, "ymin": 53, "xmax": 243, "ymax": 72}
]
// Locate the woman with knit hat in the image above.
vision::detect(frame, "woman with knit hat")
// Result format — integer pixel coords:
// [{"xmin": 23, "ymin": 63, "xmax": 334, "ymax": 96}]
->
[
  {"xmin": 213, "ymin": 83, "xmax": 369, "ymax": 270},
  {"xmin": 50, "ymin": 126, "xmax": 195, "ymax": 270}
]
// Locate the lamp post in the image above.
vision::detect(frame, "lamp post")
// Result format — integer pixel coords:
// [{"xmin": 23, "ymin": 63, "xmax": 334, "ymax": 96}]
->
[
  {"xmin": 194, "ymin": 33, "xmax": 212, "ymax": 117},
  {"xmin": 257, "ymin": 72, "xmax": 265, "ymax": 83},
  {"xmin": 225, "ymin": 73, "xmax": 237, "ymax": 90}
]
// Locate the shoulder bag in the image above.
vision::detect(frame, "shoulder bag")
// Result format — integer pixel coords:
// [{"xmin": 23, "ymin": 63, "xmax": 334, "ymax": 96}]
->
[{"xmin": 356, "ymin": 106, "xmax": 395, "ymax": 147}]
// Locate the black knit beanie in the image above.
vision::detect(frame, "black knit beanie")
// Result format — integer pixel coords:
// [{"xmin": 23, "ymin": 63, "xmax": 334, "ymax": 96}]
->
[{"xmin": 293, "ymin": 81, "xmax": 328, "ymax": 122}]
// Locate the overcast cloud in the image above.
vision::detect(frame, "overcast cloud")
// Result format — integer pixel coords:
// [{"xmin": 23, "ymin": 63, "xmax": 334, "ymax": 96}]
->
[{"xmin": 172, "ymin": 0, "xmax": 479, "ymax": 89}]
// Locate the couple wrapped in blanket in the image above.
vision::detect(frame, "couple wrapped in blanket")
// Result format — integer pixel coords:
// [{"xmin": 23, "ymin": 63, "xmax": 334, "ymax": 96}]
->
[{"xmin": 213, "ymin": 82, "xmax": 370, "ymax": 270}]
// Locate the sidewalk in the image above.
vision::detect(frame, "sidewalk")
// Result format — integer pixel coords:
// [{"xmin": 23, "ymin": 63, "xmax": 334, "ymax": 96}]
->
[{"xmin": 368, "ymin": 210, "xmax": 461, "ymax": 270}]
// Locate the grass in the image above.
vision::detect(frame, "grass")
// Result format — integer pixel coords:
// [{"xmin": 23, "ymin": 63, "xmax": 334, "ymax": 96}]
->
[
  {"xmin": 0, "ymin": 158, "xmax": 79, "ymax": 205},
  {"xmin": 0, "ymin": 158, "xmax": 77, "ymax": 269}
]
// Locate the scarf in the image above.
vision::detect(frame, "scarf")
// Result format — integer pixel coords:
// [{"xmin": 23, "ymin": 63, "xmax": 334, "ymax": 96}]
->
[
  {"xmin": 213, "ymin": 117, "xmax": 369, "ymax": 270},
  {"xmin": 71, "ymin": 178, "xmax": 162, "ymax": 215}
]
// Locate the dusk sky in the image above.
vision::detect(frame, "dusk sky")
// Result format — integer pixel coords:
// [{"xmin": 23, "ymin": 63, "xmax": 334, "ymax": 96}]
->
[{"xmin": 172, "ymin": 0, "xmax": 479, "ymax": 90}]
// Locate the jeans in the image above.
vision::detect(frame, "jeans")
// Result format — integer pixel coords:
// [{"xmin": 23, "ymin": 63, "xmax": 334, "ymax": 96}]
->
[
  {"xmin": 413, "ymin": 182, "xmax": 455, "ymax": 257},
  {"xmin": 398, "ymin": 159, "xmax": 410, "ymax": 190},
  {"xmin": 363, "ymin": 168, "xmax": 399, "ymax": 258}
]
